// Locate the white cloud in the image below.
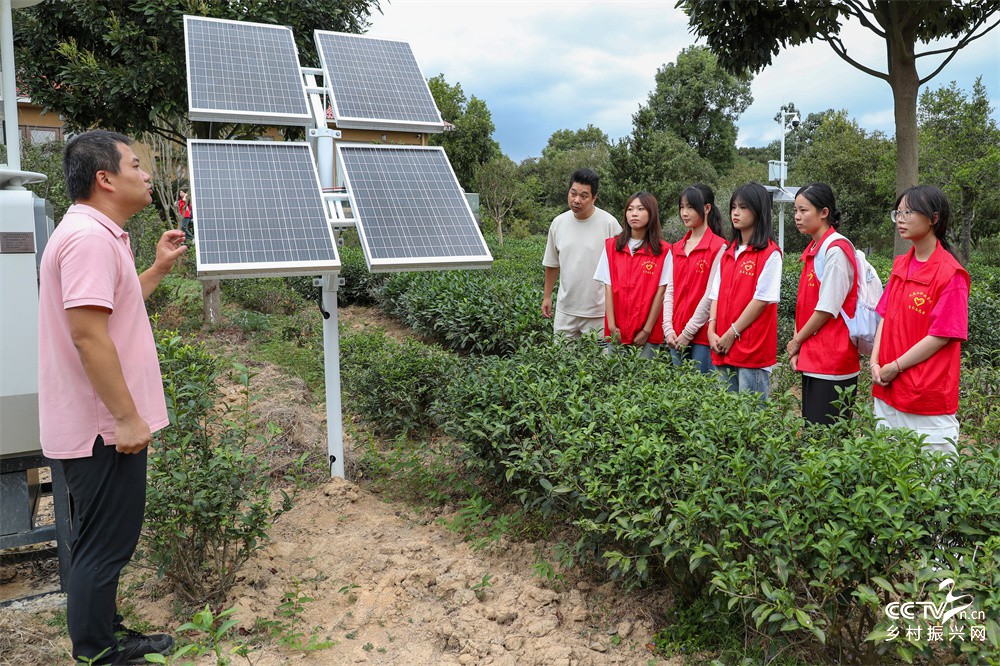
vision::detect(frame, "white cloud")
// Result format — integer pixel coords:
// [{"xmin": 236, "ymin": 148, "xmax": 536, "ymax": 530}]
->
[{"xmin": 366, "ymin": 1, "xmax": 1000, "ymax": 160}]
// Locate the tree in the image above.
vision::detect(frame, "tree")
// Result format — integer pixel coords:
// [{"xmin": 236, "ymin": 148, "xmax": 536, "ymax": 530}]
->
[
  {"xmin": 540, "ymin": 124, "xmax": 609, "ymax": 159},
  {"xmin": 642, "ymin": 45, "xmax": 753, "ymax": 173},
  {"xmin": 789, "ymin": 110, "xmax": 896, "ymax": 254},
  {"xmin": 525, "ymin": 126, "xmax": 611, "ymax": 209},
  {"xmin": 677, "ymin": 0, "xmax": 1000, "ymax": 254},
  {"xmin": 602, "ymin": 108, "xmax": 718, "ymax": 228},
  {"xmin": 919, "ymin": 78, "xmax": 1000, "ymax": 262},
  {"xmin": 426, "ymin": 74, "xmax": 501, "ymax": 191},
  {"xmin": 477, "ymin": 155, "xmax": 526, "ymax": 245}
]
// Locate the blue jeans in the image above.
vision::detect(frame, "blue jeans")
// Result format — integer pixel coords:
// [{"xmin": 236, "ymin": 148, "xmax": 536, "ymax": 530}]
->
[
  {"xmin": 716, "ymin": 364, "xmax": 771, "ymax": 399},
  {"xmin": 670, "ymin": 343, "xmax": 713, "ymax": 374}
]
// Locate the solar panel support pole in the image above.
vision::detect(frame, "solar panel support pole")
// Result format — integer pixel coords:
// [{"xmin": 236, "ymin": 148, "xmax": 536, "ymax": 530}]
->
[
  {"xmin": 321, "ymin": 273, "xmax": 345, "ymax": 478},
  {"xmin": 308, "ymin": 128, "xmax": 339, "ymax": 192}
]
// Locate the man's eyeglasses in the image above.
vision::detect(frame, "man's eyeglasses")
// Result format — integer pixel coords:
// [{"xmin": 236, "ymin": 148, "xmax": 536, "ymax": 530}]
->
[{"xmin": 890, "ymin": 209, "xmax": 914, "ymax": 223}]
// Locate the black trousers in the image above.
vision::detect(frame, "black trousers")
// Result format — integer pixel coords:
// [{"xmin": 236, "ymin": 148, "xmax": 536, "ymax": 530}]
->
[
  {"xmin": 802, "ymin": 374, "xmax": 859, "ymax": 426},
  {"xmin": 57, "ymin": 436, "xmax": 147, "ymax": 664}
]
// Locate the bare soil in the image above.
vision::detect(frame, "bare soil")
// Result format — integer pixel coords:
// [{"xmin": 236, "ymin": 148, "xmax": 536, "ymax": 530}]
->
[{"xmin": 0, "ymin": 306, "xmax": 681, "ymax": 666}]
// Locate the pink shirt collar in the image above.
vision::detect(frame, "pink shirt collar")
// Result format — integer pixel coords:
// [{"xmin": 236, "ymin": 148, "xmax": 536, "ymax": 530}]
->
[{"xmin": 67, "ymin": 203, "xmax": 129, "ymax": 241}]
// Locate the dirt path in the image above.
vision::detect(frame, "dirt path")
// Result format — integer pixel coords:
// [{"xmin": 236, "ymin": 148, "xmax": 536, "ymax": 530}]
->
[{"xmin": 1, "ymin": 307, "xmax": 681, "ymax": 665}]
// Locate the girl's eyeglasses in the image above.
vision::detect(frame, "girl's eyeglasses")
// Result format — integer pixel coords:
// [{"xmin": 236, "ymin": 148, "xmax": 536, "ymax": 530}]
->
[{"xmin": 890, "ymin": 209, "xmax": 914, "ymax": 223}]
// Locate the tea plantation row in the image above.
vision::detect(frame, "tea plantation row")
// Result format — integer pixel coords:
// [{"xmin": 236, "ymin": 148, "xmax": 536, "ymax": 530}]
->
[{"xmin": 340, "ymin": 331, "xmax": 1000, "ymax": 664}]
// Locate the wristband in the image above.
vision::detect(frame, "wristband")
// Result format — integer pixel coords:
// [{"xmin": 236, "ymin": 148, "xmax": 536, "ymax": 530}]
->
[
  {"xmin": 894, "ymin": 360, "xmax": 903, "ymax": 374},
  {"xmin": 730, "ymin": 323, "xmax": 741, "ymax": 339}
]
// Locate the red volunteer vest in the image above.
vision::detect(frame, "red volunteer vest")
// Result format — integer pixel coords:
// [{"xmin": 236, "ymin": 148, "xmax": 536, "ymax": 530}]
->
[
  {"xmin": 671, "ymin": 228, "xmax": 726, "ymax": 345},
  {"xmin": 795, "ymin": 228, "xmax": 860, "ymax": 375},
  {"xmin": 712, "ymin": 240, "xmax": 780, "ymax": 369},
  {"xmin": 872, "ymin": 242, "xmax": 968, "ymax": 415},
  {"xmin": 605, "ymin": 238, "xmax": 668, "ymax": 345}
]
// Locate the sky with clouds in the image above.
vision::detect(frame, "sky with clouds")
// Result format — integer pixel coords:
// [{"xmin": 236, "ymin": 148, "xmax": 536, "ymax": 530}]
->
[{"xmin": 366, "ymin": 0, "xmax": 1000, "ymax": 163}]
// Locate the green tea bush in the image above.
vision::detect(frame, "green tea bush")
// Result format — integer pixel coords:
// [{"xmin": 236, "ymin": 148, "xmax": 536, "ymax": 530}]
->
[
  {"xmin": 340, "ymin": 330, "xmax": 456, "ymax": 438},
  {"xmin": 221, "ymin": 277, "xmax": 304, "ymax": 315},
  {"xmin": 144, "ymin": 331, "xmax": 289, "ymax": 605},
  {"xmin": 338, "ymin": 245, "xmax": 389, "ymax": 306},
  {"xmin": 968, "ymin": 282, "xmax": 1000, "ymax": 368},
  {"xmin": 378, "ymin": 269, "xmax": 548, "ymax": 356},
  {"xmin": 438, "ymin": 339, "xmax": 1000, "ymax": 663}
]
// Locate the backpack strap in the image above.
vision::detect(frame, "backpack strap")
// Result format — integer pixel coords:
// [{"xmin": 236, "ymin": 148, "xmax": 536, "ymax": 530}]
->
[{"xmin": 814, "ymin": 231, "xmax": 850, "ymax": 282}]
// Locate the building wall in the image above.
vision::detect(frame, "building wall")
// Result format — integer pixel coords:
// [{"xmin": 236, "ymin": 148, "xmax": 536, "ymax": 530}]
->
[{"xmin": 15, "ymin": 100, "xmax": 64, "ymax": 144}]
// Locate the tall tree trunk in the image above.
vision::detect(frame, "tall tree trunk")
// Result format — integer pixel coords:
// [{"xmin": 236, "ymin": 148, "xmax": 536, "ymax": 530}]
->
[{"xmin": 888, "ymin": 37, "xmax": 920, "ymax": 257}]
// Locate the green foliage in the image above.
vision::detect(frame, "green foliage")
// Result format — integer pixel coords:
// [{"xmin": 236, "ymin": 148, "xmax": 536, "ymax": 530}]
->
[
  {"xmin": 221, "ymin": 277, "xmax": 305, "ymax": 315},
  {"xmin": 335, "ymin": 245, "xmax": 387, "ymax": 306},
  {"xmin": 144, "ymin": 332, "xmax": 290, "ymax": 605},
  {"xmin": 789, "ymin": 110, "xmax": 896, "ymax": 255},
  {"xmin": 679, "ymin": 0, "xmax": 1000, "ymax": 256},
  {"xmin": 642, "ymin": 45, "xmax": 753, "ymax": 172},
  {"xmin": 477, "ymin": 155, "xmax": 528, "ymax": 244},
  {"xmin": 602, "ymin": 108, "xmax": 718, "ymax": 218},
  {"xmin": 919, "ymin": 78, "xmax": 1000, "ymax": 261},
  {"xmin": 426, "ymin": 74, "xmax": 501, "ymax": 191},
  {"xmin": 369, "ymin": 236, "xmax": 549, "ymax": 356},
  {"xmin": 145, "ymin": 605, "xmax": 241, "ymax": 665},
  {"xmin": 967, "ymin": 281, "xmax": 1000, "ymax": 369},
  {"xmin": 21, "ymin": 140, "xmax": 71, "ymax": 221},
  {"xmin": 520, "ymin": 125, "xmax": 612, "ymax": 211},
  {"xmin": 436, "ymin": 338, "xmax": 1000, "ymax": 662},
  {"xmin": 252, "ymin": 580, "xmax": 336, "ymax": 653},
  {"xmin": 146, "ymin": 275, "xmax": 204, "ymax": 332},
  {"xmin": 340, "ymin": 330, "xmax": 455, "ymax": 437}
]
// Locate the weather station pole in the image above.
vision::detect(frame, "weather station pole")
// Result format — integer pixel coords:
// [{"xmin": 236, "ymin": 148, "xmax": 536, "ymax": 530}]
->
[{"xmin": 777, "ymin": 111, "xmax": 799, "ymax": 253}]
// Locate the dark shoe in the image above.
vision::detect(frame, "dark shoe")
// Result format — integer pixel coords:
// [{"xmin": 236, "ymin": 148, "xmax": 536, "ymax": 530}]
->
[{"xmin": 114, "ymin": 626, "xmax": 174, "ymax": 664}]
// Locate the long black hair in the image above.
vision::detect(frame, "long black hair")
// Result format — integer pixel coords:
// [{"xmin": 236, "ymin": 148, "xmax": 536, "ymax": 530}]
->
[
  {"xmin": 679, "ymin": 183, "xmax": 723, "ymax": 236},
  {"xmin": 729, "ymin": 182, "xmax": 773, "ymax": 250}
]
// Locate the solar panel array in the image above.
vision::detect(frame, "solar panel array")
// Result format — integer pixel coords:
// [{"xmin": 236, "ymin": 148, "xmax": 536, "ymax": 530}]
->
[
  {"xmin": 337, "ymin": 144, "xmax": 492, "ymax": 271},
  {"xmin": 315, "ymin": 31, "xmax": 444, "ymax": 133},
  {"xmin": 185, "ymin": 16, "xmax": 312, "ymax": 126},
  {"xmin": 188, "ymin": 141, "xmax": 340, "ymax": 277}
]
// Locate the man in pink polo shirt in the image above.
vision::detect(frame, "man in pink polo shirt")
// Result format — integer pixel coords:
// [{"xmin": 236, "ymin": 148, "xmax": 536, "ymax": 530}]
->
[{"xmin": 38, "ymin": 130, "xmax": 187, "ymax": 664}]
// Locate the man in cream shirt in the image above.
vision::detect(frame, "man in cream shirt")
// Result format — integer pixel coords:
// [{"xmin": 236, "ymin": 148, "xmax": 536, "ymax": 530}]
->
[{"xmin": 541, "ymin": 169, "xmax": 622, "ymax": 338}]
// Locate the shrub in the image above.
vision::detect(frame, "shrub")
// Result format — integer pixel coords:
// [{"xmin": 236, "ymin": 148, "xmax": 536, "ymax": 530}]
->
[
  {"xmin": 221, "ymin": 277, "xmax": 303, "ymax": 315},
  {"xmin": 340, "ymin": 330, "xmax": 456, "ymax": 437},
  {"xmin": 338, "ymin": 245, "xmax": 389, "ymax": 306},
  {"xmin": 438, "ymin": 338, "xmax": 1000, "ymax": 662},
  {"xmin": 143, "ymin": 331, "xmax": 289, "ymax": 605}
]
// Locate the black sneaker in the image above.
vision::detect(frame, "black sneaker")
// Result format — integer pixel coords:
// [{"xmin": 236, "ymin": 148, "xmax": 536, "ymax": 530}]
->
[{"xmin": 114, "ymin": 626, "xmax": 174, "ymax": 664}]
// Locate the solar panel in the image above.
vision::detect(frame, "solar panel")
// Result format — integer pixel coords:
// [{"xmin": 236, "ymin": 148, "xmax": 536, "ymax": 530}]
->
[
  {"xmin": 315, "ymin": 31, "xmax": 445, "ymax": 133},
  {"xmin": 336, "ymin": 144, "xmax": 492, "ymax": 272},
  {"xmin": 185, "ymin": 16, "xmax": 312, "ymax": 126},
  {"xmin": 188, "ymin": 140, "xmax": 340, "ymax": 278}
]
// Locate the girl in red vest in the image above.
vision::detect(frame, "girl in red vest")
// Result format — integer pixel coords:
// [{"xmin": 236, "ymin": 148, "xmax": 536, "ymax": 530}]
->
[
  {"xmin": 871, "ymin": 185, "xmax": 969, "ymax": 455},
  {"xmin": 665, "ymin": 183, "xmax": 727, "ymax": 373},
  {"xmin": 593, "ymin": 192, "xmax": 669, "ymax": 359},
  {"xmin": 786, "ymin": 183, "xmax": 860, "ymax": 425},
  {"xmin": 707, "ymin": 182, "xmax": 782, "ymax": 397}
]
